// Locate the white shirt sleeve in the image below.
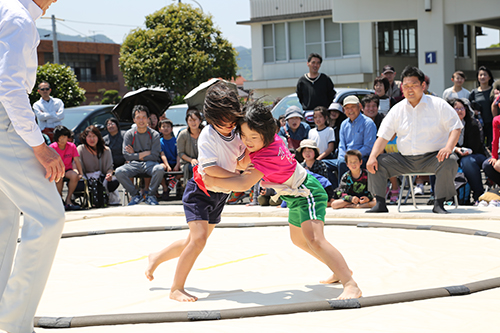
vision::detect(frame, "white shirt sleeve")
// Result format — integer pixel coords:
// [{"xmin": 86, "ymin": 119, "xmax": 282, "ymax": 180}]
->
[{"xmin": 0, "ymin": 3, "xmax": 43, "ymax": 147}]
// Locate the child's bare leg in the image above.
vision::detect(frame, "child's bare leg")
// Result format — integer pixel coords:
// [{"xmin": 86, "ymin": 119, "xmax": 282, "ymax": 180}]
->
[
  {"xmin": 289, "ymin": 225, "xmax": 352, "ymax": 284},
  {"xmin": 301, "ymin": 220, "xmax": 362, "ymax": 299},
  {"xmin": 330, "ymin": 199, "xmax": 351, "ymax": 209},
  {"xmin": 170, "ymin": 220, "xmax": 211, "ymax": 302},
  {"xmin": 65, "ymin": 170, "xmax": 79, "ymax": 204},
  {"xmin": 357, "ymin": 200, "xmax": 376, "ymax": 209},
  {"xmin": 145, "ymin": 224, "xmax": 216, "ymax": 281}
]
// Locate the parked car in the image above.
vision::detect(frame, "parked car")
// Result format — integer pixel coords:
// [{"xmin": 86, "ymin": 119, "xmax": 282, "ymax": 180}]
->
[
  {"xmin": 271, "ymin": 88, "xmax": 374, "ymax": 126},
  {"xmin": 61, "ymin": 105, "xmax": 132, "ymax": 145}
]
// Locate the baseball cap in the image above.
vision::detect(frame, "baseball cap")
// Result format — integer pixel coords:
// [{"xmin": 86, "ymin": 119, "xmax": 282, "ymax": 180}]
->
[
  {"xmin": 342, "ymin": 95, "xmax": 360, "ymax": 107},
  {"xmin": 327, "ymin": 102, "xmax": 343, "ymax": 113},
  {"xmin": 382, "ymin": 65, "xmax": 395, "ymax": 74},
  {"xmin": 285, "ymin": 105, "xmax": 304, "ymax": 120}
]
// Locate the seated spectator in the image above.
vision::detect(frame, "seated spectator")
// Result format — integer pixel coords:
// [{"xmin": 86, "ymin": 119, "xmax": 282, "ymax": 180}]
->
[
  {"xmin": 115, "ymin": 105, "xmax": 164, "ymax": 206},
  {"xmin": 159, "ymin": 118, "xmax": 181, "ymax": 200},
  {"xmin": 331, "ymin": 150, "xmax": 375, "ymax": 209},
  {"xmin": 333, "ymin": 96, "xmax": 377, "ymax": 187},
  {"xmin": 149, "ymin": 113, "xmax": 159, "ymax": 132},
  {"xmin": 298, "ymin": 139, "xmax": 328, "ymax": 178},
  {"xmin": 367, "ymin": 66, "xmax": 463, "ymax": 214},
  {"xmin": 177, "ymin": 108, "xmax": 203, "ymax": 184},
  {"xmin": 492, "ymin": 87, "xmax": 500, "ymax": 118},
  {"xmin": 442, "ymin": 71, "xmax": 470, "ymax": 100},
  {"xmin": 50, "ymin": 125, "xmax": 83, "ymax": 211},
  {"xmin": 361, "ymin": 94, "xmax": 384, "ymax": 129},
  {"xmin": 448, "ymin": 98, "xmax": 488, "ymax": 202},
  {"xmin": 327, "ymin": 102, "xmax": 347, "ymax": 156},
  {"xmin": 278, "ymin": 105, "xmax": 310, "ymax": 151},
  {"xmin": 483, "ymin": 114, "xmax": 500, "ymax": 187},
  {"xmin": 373, "ymin": 76, "xmax": 396, "ymax": 115},
  {"xmin": 103, "ymin": 118, "xmax": 126, "ymax": 168},
  {"xmin": 77, "ymin": 125, "xmax": 120, "ymax": 204},
  {"xmin": 257, "ymin": 186, "xmax": 282, "ymax": 207},
  {"xmin": 308, "ymin": 106, "xmax": 335, "ymax": 160}
]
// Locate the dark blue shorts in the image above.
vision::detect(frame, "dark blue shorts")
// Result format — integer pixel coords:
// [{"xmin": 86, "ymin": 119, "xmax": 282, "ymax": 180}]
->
[{"xmin": 182, "ymin": 178, "xmax": 229, "ymax": 224}]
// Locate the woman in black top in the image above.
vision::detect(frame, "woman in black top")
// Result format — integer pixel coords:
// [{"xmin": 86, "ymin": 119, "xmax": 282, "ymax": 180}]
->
[
  {"xmin": 469, "ymin": 66, "xmax": 494, "ymax": 148},
  {"xmin": 103, "ymin": 118, "xmax": 125, "ymax": 168}
]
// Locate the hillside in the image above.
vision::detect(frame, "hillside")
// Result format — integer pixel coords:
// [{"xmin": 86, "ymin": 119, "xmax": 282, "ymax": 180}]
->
[
  {"xmin": 236, "ymin": 46, "xmax": 252, "ymax": 80},
  {"xmin": 38, "ymin": 28, "xmax": 116, "ymax": 44}
]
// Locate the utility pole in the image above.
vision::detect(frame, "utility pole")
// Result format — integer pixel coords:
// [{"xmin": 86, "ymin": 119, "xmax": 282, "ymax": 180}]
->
[{"xmin": 51, "ymin": 15, "xmax": 59, "ymax": 64}]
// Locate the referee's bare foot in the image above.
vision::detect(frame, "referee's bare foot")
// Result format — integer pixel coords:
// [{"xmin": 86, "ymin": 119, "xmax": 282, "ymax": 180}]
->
[
  {"xmin": 170, "ymin": 288, "xmax": 198, "ymax": 302},
  {"xmin": 145, "ymin": 253, "xmax": 159, "ymax": 281}
]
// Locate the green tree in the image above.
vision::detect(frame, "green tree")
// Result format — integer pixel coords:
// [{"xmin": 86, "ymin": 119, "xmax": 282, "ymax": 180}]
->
[
  {"xmin": 119, "ymin": 3, "xmax": 238, "ymax": 96},
  {"xmin": 101, "ymin": 89, "xmax": 122, "ymax": 104},
  {"xmin": 29, "ymin": 63, "xmax": 86, "ymax": 107}
]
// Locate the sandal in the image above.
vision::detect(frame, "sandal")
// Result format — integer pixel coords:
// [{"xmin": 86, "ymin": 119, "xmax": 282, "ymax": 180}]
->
[{"xmin": 389, "ymin": 189, "xmax": 399, "ymax": 204}]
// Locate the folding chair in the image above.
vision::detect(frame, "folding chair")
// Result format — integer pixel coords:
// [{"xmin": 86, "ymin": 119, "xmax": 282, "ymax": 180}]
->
[{"xmin": 398, "ymin": 172, "xmax": 458, "ymax": 212}]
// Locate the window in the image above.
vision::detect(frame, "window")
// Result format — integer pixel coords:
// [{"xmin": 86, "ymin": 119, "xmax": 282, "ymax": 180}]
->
[
  {"xmin": 455, "ymin": 24, "xmax": 470, "ymax": 58},
  {"xmin": 263, "ymin": 18, "xmax": 360, "ymax": 63},
  {"xmin": 378, "ymin": 21, "xmax": 417, "ymax": 56}
]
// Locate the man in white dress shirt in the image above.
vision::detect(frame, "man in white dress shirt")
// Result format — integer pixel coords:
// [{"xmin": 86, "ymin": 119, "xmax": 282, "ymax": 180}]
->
[
  {"xmin": 33, "ymin": 81, "xmax": 64, "ymax": 142},
  {"xmin": 0, "ymin": 1, "xmax": 64, "ymax": 332},
  {"xmin": 366, "ymin": 66, "xmax": 463, "ymax": 214}
]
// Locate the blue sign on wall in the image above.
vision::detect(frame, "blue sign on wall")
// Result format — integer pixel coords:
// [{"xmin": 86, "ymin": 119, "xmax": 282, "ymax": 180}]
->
[{"xmin": 425, "ymin": 51, "xmax": 437, "ymax": 64}]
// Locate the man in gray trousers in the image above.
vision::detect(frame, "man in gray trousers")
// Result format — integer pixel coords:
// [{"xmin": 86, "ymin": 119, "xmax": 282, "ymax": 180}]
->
[
  {"xmin": 0, "ymin": 0, "xmax": 65, "ymax": 332},
  {"xmin": 366, "ymin": 66, "xmax": 463, "ymax": 214},
  {"xmin": 115, "ymin": 105, "xmax": 164, "ymax": 206}
]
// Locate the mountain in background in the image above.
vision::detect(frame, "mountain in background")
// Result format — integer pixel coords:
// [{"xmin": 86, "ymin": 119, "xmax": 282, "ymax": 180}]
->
[
  {"xmin": 38, "ymin": 28, "xmax": 116, "ymax": 44},
  {"xmin": 235, "ymin": 46, "xmax": 252, "ymax": 81}
]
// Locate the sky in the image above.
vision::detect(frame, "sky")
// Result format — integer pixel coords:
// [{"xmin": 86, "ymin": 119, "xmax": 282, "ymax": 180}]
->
[
  {"xmin": 37, "ymin": 0, "xmax": 252, "ymax": 48},
  {"xmin": 37, "ymin": 1, "xmax": 499, "ymax": 50}
]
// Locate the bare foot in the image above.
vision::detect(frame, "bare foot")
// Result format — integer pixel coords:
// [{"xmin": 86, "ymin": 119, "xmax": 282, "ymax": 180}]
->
[
  {"xmin": 145, "ymin": 253, "xmax": 159, "ymax": 281},
  {"xmin": 170, "ymin": 288, "xmax": 198, "ymax": 302},
  {"xmin": 320, "ymin": 269, "xmax": 353, "ymax": 284},
  {"xmin": 336, "ymin": 282, "xmax": 362, "ymax": 300}
]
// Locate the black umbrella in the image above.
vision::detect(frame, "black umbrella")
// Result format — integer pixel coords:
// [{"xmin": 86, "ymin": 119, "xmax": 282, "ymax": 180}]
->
[{"xmin": 112, "ymin": 87, "xmax": 172, "ymax": 123}]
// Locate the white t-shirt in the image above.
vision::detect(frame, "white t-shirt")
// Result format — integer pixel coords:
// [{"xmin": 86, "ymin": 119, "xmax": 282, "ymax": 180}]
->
[
  {"xmin": 442, "ymin": 87, "xmax": 470, "ymax": 100},
  {"xmin": 377, "ymin": 95, "xmax": 463, "ymax": 156},
  {"xmin": 198, "ymin": 125, "xmax": 246, "ymax": 193},
  {"xmin": 308, "ymin": 126, "xmax": 335, "ymax": 154}
]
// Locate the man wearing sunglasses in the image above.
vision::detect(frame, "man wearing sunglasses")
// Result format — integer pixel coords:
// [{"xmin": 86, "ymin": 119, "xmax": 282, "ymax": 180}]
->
[{"xmin": 33, "ymin": 81, "xmax": 65, "ymax": 142}]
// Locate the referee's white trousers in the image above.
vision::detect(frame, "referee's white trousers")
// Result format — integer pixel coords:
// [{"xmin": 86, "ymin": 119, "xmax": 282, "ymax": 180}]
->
[{"xmin": 0, "ymin": 102, "xmax": 65, "ymax": 333}]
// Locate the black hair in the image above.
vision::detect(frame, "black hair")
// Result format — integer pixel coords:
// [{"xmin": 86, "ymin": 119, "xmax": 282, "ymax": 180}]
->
[
  {"xmin": 476, "ymin": 66, "xmax": 494, "ymax": 86},
  {"xmin": 452, "ymin": 70, "xmax": 466, "ymax": 80},
  {"xmin": 105, "ymin": 117, "xmax": 119, "ymax": 129},
  {"xmin": 361, "ymin": 94, "xmax": 380, "ymax": 108},
  {"xmin": 307, "ymin": 53, "xmax": 322, "ymax": 63},
  {"xmin": 160, "ymin": 118, "xmax": 173, "ymax": 128},
  {"xmin": 38, "ymin": 81, "xmax": 50, "ymax": 89},
  {"xmin": 238, "ymin": 101, "xmax": 276, "ymax": 147},
  {"xmin": 313, "ymin": 106, "xmax": 330, "ymax": 127},
  {"xmin": 132, "ymin": 105, "xmax": 150, "ymax": 119},
  {"xmin": 53, "ymin": 125, "xmax": 72, "ymax": 143},
  {"xmin": 448, "ymin": 98, "xmax": 472, "ymax": 124},
  {"xmin": 80, "ymin": 125, "xmax": 106, "ymax": 158},
  {"xmin": 374, "ymin": 75, "xmax": 390, "ymax": 94},
  {"xmin": 345, "ymin": 149, "xmax": 362, "ymax": 162},
  {"xmin": 400, "ymin": 65, "xmax": 425, "ymax": 83},
  {"xmin": 204, "ymin": 82, "xmax": 243, "ymax": 126},
  {"xmin": 185, "ymin": 108, "xmax": 204, "ymax": 133}
]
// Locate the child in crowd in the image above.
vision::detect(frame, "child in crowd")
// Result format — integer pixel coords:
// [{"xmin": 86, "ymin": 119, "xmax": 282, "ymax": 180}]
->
[
  {"xmin": 298, "ymin": 139, "xmax": 329, "ymax": 178},
  {"xmin": 442, "ymin": 71, "xmax": 470, "ymax": 100},
  {"xmin": 145, "ymin": 82, "xmax": 247, "ymax": 302},
  {"xmin": 159, "ymin": 118, "xmax": 181, "ymax": 200},
  {"xmin": 50, "ymin": 125, "xmax": 83, "ymax": 211},
  {"xmin": 203, "ymin": 101, "xmax": 362, "ymax": 300},
  {"xmin": 331, "ymin": 150, "xmax": 375, "ymax": 209},
  {"xmin": 308, "ymin": 106, "xmax": 335, "ymax": 160}
]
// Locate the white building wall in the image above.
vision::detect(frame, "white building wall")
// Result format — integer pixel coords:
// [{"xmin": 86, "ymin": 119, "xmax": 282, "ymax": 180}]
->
[{"xmin": 250, "ymin": 0, "xmax": 331, "ymax": 18}]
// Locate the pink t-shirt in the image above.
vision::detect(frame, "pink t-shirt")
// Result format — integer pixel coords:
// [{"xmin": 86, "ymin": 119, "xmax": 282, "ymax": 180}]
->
[
  {"xmin": 249, "ymin": 134, "xmax": 297, "ymax": 184},
  {"xmin": 50, "ymin": 141, "xmax": 79, "ymax": 171}
]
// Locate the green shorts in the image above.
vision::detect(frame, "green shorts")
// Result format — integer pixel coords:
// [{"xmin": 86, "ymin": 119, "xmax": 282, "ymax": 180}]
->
[{"xmin": 281, "ymin": 173, "xmax": 328, "ymax": 228}]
